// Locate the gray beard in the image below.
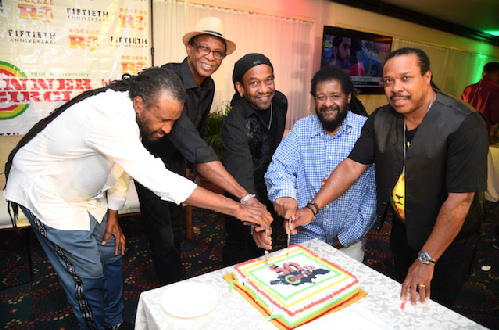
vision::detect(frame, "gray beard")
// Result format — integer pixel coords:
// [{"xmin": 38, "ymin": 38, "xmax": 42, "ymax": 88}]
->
[{"xmin": 316, "ymin": 106, "xmax": 348, "ymax": 132}]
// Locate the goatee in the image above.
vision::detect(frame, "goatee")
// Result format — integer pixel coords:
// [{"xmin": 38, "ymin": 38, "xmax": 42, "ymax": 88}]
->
[{"xmin": 316, "ymin": 105, "xmax": 348, "ymax": 132}]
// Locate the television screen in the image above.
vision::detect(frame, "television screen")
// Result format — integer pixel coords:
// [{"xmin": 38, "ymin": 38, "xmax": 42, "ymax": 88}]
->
[{"xmin": 321, "ymin": 26, "xmax": 393, "ymax": 94}]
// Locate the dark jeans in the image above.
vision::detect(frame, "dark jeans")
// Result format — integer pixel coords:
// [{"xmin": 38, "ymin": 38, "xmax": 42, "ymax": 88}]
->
[
  {"xmin": 390, "ymin": 219, "xmax": 479, "ymax": 308},
  {"xmin": 135, "ymin": 181, "xmax": 184, "ymax": 285}
]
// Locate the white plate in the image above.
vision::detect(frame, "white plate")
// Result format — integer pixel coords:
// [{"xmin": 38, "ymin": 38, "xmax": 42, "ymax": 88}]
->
[{"xmin": 160, "ymin": 282, "xmax": 220, "ymax": 318}]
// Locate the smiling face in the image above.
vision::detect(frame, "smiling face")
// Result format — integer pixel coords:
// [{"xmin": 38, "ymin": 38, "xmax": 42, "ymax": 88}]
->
[
  {"xmin": 382, "ymin": 53, "xmax": 433, "ymax": 116},
  {"xmin": 186, "ymin": 34, "xmax": 226, "ymax": 86},
  {"xmin": 134, "ymin": 92, "xmax": 183, "ymax": 142},
  {"xmin": 314, "ymin": 79, "xmax": 351, "ymax": 135},
  {"xmin": 236, "ymin": 64, "xmax": 275, "ymax": 110}
]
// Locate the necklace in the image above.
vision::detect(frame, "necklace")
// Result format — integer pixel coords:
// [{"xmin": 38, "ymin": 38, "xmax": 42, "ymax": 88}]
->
[{"xmin": 267, "ymin": 103, "xmax": 273, "ymax": 130}]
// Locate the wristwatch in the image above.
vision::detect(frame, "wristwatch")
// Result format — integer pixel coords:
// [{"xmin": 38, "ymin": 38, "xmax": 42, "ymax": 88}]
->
[{"xmin": 418, "ymin": 251, "xmax": 437, "ymax": 265}]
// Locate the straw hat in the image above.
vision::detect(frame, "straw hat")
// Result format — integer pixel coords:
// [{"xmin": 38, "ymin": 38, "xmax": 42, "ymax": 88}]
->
[{"xmin": 182, "ymin": 17, "xmax": 236, "ymax": 55}]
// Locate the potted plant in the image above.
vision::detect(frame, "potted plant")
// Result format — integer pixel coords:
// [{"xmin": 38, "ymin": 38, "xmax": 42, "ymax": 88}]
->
[
  {"xmin": 204, "ymin": 101, "xmax": 231, "ymax": 161},
  {"xmin": 198, "ymin": 101, "xmax": 231, "ymax": 193}
]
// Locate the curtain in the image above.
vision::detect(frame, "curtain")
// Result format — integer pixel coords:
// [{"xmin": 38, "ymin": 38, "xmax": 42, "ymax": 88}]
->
[
  {"xmin": 392, "ymin": 38, "xmax": 499, "ymax": 98},
  {"xmin": 152, "ymin": 0, "xmax": 315, "ymax": 129}
]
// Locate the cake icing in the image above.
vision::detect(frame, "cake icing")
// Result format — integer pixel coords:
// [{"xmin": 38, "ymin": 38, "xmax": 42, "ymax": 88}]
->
[{"xmin": 227, "ymin": 245, "xmax": 366, "ymax": 329}]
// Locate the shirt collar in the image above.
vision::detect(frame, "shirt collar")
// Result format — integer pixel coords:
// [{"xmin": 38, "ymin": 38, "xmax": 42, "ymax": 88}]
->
[
  {"xmin": 232, "ymin": 94, "xmax": 272, "ymax": 119},
  {"xmin": 310, "ymin": 111, "xmax": 354, "ymax": 138}
]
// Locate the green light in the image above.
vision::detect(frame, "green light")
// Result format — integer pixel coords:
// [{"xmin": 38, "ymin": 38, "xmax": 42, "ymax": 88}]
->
[
  {"xmin": 471, "ymin": 55, "xmax": 487, "ymax": 83},
  {"xmin": 484, "ymin": 30, "xmax": 499, "ymax": 37}
]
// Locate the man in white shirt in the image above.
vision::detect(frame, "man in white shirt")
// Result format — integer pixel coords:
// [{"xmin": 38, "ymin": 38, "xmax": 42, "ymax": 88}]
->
[{"xmin": 4, "ymin": 67, "xmax": 272, "ymax": 330}]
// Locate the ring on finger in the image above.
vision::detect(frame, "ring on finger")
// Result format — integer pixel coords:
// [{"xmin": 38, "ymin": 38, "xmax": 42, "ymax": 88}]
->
[{"xmin": 418, "ymin": 284, "xmax": 426, "ymax": 288}]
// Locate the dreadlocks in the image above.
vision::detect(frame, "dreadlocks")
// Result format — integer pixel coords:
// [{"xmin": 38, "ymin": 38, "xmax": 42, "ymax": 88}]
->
[{"xmin": 4, "ymin": 67, "xmax": 185, "ymax": 189}]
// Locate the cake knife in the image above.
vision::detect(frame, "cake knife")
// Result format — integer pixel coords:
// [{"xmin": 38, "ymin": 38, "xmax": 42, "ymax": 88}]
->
[
  {"xmin": 286, "ymin": 219, "xmax": 291, "ymax": 256},
  {"xmin": 264, "ymin": 227, "xmax": 269, "ymax": 268}
]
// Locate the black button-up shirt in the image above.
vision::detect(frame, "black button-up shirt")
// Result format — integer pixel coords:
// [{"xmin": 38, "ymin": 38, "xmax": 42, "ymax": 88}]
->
[{"xmin": 141, "ymin": 58, "xmax": 219, "ymax": 175}]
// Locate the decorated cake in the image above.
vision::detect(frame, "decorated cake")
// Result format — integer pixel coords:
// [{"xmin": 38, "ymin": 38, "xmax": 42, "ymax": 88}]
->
[{"xmin": 224, "ymin": 245, "xmax": 366, "ymax": 329}]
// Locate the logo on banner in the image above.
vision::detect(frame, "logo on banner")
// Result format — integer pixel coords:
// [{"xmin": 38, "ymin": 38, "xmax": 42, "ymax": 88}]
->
[
  {"xmin": 110, "ymin": 36, "xmax": 148, "ymax": 48},
  {"xmin": 0, "ymin": 62, "xmax": 29, "ymax": 120},
  {"xmin": 18, "ymin": 1, "xmax": 54, "ymax": 23},
  {"xmin": 67, "ymin": 7, "xmax": 110, "ymax": 22},
  {"xmin": 0, "ymin": 61, "xmax": 93, "ymax": 120},
  {"xmin": 8, "ymin": 30, "xmax": 56, "ymax": 45},
  {"xmin": 121, "ymin": 56, "xmax": 147, "ymax": 74},
  {"xmin": 119, "ymin": 8, "xmax": 147, "ymax": 30},
  {"xmin": 68, "ymin": 29, "xmax": 100, "ymax": 51}
]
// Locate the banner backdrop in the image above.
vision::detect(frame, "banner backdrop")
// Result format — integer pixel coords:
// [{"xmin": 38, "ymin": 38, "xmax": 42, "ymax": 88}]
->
[{"xmin": 0, "ymin": 0, "xmax": 151, "ymax": 134}]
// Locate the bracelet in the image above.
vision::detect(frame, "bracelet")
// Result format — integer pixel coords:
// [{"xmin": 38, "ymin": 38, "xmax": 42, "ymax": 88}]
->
[
  {"xmin": 240, "ymin": 194, "xmax": 256, "ymax": 205},
  {"xmin": 307, "ymin": 201, "xmax": 319, "ymax": 215},
  {"xmin": 305, "ymin": 204, "xmax": 317, "ymax": 216}
]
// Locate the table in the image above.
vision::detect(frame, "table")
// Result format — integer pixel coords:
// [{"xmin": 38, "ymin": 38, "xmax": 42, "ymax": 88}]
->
[
  {"xmin": 135, "ymin": 239, "xmax": 485, "ymax": 330},
  {"xmin": 487, "ymin": 144, "xmax": 499, "ymax": 202}
]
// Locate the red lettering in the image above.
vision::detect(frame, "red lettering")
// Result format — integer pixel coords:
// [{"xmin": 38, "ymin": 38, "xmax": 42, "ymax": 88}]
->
[
  {"xmin": 68, "ymin": 35, "xmax": 86, "ymax": 48},
  {"xmin": 73, "ymin": 79, "xmax": 91, "ymax": 90},
  {"xmin": 19, "ymin": 91, "xmax": 30, "ymax": 102},
  {"xmin": 38, "ymin": 7, "xmax": 53, "ymax": 22},
  {"xmin": 68, "ymin": 35, "xmax": 98, "ymax": 50},
  {"xmin": 87, "ymin": 36, "xmax": 98, "ymax": 51},
  {"xmin": 29, "ymin": 91, "xmax": 41, "ymax": 102},
  {"xmin": 3, "ymin": 78, "xmax": 28, "ymax": 91},
  {"xmin": 120, "ymin": 14, "xmax": 134, "ymax": 28},
  {"xmin": 63, "ymin": 79, "xmax": 74, "ymax": 90},
  {"xmin": 18, "ymin": 4, "xmax": 37, "ymax": 19},
  {"xmin": 0, "ymin": 91, "xmax": 7, "ymax": 103},
  {"xmin": 135, "ymin": 16, "xmax": 146, "ymax": 30},
  {"xmin": 31, "ymin": 79, "xmax": 54, "ymax": 90},
  {"xmin": 136, "ymin": 62, "xmax": 147, "ymax": 71},
  {"xmin": 43, "ymin": 91, "xmax": 72, "ymax": 102},
  {"xmin": 18, "ymin": 4, "xmax": 53, "ymax": 22},
  {"xmin": 60, "ymin": 91, "xmax": 72, "ymax": 102},
  {"xmin": 121, "ymin": 62, "xmax": 135, "ymax": 74}
]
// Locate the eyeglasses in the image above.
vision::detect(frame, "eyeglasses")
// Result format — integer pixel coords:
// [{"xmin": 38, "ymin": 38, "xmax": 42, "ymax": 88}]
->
[{"xmin": 191, "ymin": 42, "xmax": 226, "ymax": 60}]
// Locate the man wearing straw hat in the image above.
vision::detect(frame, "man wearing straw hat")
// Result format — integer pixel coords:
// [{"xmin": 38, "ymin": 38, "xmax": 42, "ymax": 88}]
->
[{"xmin": 135, "ymin": 17, "xmax": 271, "ymax": 285}]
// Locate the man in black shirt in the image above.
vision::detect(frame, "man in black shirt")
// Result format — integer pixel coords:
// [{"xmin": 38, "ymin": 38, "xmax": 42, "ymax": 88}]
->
[
  {"xmin": 135, "ymin": 18, "xmax": 272, "ymax": 285},
  {"xmin": 292, "ymin": 47, "xmax": 488, "ymax": 309},
  {"xmin": 221, "ymin": 54, "xmax": 287, "ymax": 265}
]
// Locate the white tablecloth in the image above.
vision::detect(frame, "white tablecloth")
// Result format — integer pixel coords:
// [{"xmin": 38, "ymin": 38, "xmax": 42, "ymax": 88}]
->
[
  {"xmin": 487, "ymin": 144, "xmax": 499, "ymax": 202},
  {"xmin": 135, "ymin": 239, "xmax": 485, "ymax": 330}
]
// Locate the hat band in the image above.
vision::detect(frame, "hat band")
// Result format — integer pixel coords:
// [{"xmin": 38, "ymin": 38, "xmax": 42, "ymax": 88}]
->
[{"xmin": 202, "ymin": 29, "xmax": 223, "ymax": 37}]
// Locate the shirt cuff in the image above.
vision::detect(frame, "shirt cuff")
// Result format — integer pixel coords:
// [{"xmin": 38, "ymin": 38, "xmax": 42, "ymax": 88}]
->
[{"xmin": 271, "ymin": 187, "xmax": 297, "ymax": 202}]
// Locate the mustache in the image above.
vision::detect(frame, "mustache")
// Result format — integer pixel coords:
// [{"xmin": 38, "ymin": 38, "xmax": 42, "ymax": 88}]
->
[
  {"xmin": 319, "ymin": 105, "xmax": 341, "ymax": 112},
  {"xmin": 390, "ymin": 94, "xmax": 410, "ymax": 101}
]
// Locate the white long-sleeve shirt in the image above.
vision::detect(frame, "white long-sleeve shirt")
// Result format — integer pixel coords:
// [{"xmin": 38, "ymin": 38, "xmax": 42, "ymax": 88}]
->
[{"xmin": 5, "ymin": 89, "xmax": 197, "ymax": 230}]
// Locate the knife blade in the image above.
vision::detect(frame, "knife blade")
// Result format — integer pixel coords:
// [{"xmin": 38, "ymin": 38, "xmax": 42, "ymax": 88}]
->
[
  {"xmin": 286, "ymin": 219, "xmax": 291, "ymax": 256},
  {"xmin": 264, "ymin": 227, "xmax": 269, "ymax": 268}
]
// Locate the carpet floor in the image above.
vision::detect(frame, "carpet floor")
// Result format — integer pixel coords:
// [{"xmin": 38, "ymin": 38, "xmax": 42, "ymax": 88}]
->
[{"xmin": 1, "ymin": 202, "xmax": 498, "ymax": 329}]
